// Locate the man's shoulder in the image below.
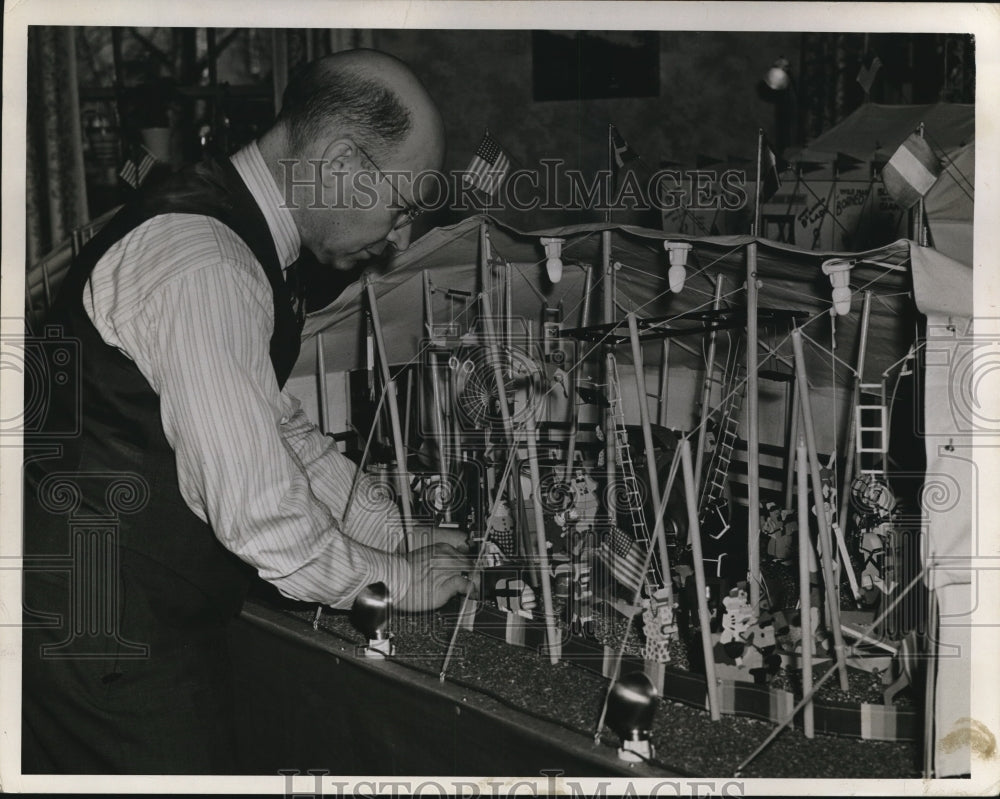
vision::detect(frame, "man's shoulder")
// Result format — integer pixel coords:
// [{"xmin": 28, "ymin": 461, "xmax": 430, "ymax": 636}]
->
[
  {"xmin": 89, "ymin": 213, "xmax": 269, "ymax": 319},
  {"xmin": 108, "ymin": 213, "xmax": 264, "ymax": 285}
]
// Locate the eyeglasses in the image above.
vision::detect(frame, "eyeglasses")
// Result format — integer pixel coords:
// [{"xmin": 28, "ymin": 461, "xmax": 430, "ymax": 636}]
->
[{"xmin": 354, "ymin": 141, "xmax": 424, "ymax": 232}]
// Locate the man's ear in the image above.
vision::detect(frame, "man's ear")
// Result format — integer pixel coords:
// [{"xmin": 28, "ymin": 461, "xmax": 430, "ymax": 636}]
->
[{"xmin": 319, "ymin": 138, "xmax": 357, "ymax": 189}]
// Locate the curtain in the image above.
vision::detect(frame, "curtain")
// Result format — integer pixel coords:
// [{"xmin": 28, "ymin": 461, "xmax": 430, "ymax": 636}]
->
[{"xmin": 26, "ymin": 26, "xmax": 89, "ymax": 267}]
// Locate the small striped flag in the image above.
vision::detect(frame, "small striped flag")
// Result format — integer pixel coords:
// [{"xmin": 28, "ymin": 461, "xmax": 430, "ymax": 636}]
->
[
  {"xmin": 119, "ymin": 146, "xmax": 157, "ymax": 189},
  {"xmin": 611, "ymin": 126, "xmax": 639, "ymax": 169},
  {"xmin": 882, "ymin": 133, "xmax": 942, "ymax": 209},
  {"xmin": 760, "ymin": 136, "xmax": 782, "ymax": 203},
  {"xmin": 464, "ymin": 131, "xmax": 510, "ymax": 196},
  {"xmin": 857, "ymin": 55, "xmax": 883, "ymax": 95},
  {"xmin": 598, "ymin": 526, "xmax": 648, "ymax": 593}
]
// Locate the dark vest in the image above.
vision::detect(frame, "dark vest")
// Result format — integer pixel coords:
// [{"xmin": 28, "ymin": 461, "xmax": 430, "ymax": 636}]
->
[{"xmin": 24, "ymin": 157, "xmax": 304, "ymax": 618}]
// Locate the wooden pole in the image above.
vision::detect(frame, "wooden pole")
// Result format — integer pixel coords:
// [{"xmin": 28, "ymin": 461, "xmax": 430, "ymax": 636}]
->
[
  {"xmin": 479, "ymin": 218, "xmax": 491, "ymax": 297},
  {"xmin": 601, "ymin": 232, "xmax": 617, "ymax": 514},
  {"xmin": 837, "ymin": 290, "xmax": 873, "ymax": 530},
  {"xmin": 563, "ymin": 363, "xmax": 578, "ymax": 482},
  {"xmin": 915, "ymin": 123, "xmax": 928, "ymax": 247},
  {"xmin": 364, "ymin": 276, "xmax": 415, "ymax": 550},
  {"xmin": 746, "ymin": 244, "xmax": 762, "ymax": 608},
  {"xmin": 580, "ymin": 264, "xmax": 594, "ymax": 328},
  {"xmin": 796, "ymin": 431, "xmax": 815, "ymax": 738},
  {"xmin": 681, "ymin": 438, "xmax": 721, "ymax": 720},
  {"xmin": 753, "ymin": 128, "xmax": 765, "ymax": 237},
  {"xmin": 481, "ymin": 292, "xmax": 559, "ymax": 663},
  {"xmin": 657, "ymin": 338, "xmax": 671, "ymax": 428},
  {"xmin": 523, "ymin": 410, "xmax": 562, "ymax": 665},
  {"xmin": 791, "ymin": 329, "xmax": 850, "ymax": 690},
  {"xmin": 423, "ymin": 271, "xmax": 450, "ymax": 482},
  {"xmin": 784, "ymin": 376, "xmax": 801, "ymax": 509},
  {"xmin": 316, "ymin": 333, "xmax": 329, "ymax": 435},
  {"xmin": 627, "ymin": 312, "xmax": 671, "ymax": 592},
  {"xmin": 694, "ymin": 275, "xmax": 725, "ymax": 493},
  {"xmin": 564, "ymin": 264, "xmax": 593, "ymax": 479}
]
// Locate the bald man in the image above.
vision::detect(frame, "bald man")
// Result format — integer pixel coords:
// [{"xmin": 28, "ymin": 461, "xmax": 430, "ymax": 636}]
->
[{"xmin": 23, "ymin": 50, "xmax": 467, "ymax": 774}]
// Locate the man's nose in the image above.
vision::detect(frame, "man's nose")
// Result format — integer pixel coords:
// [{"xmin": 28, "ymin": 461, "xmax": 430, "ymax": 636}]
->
[{"xmin": 385, "ymin": 223, "xmax": 411, "ymax": 253}]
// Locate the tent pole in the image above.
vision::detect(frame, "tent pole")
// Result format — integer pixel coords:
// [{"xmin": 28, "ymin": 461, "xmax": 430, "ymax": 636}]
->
[
  {"xmin": 791, "ymin": 329, "xmax": 850, "ymax": 690},
  {"xmin": 602, "ymin": 231, "xmax": 617, "ymax": 512},
  {"xmin": 479, "ymin": 218, "xmax": 491, "ymax": 298},
  {"xmin": 481, "ymin": 291, "xmax": 559, "ymax": 664},
  {"xmin": 628, "ymin": 312, "xmax": 672, "ymax": 593},
  {"xmin": 563, "ymin": 265, "xmax": 592, "ymax": 480},
  {"xmin": 837, "ymin": 289, "xmax": 873, "ymax": 535},
  {"xmin": 364, "ymin": 275, "xmax": 415, "ymax": 551},
  {"xmin": 695, "ymin": 275, "xmax": 725, "ymax": 495},
  {"xmin": 580, "ymin": 264, "xmax": 593, "ymax": 327},
  {"xmin": 784, "ymin": 375, "xmax": 801, "ymax": 509},
  {"xmin": 657, "ymin": 338, "xmax": 671, "ymax": 428},
  {"xmin": 746, "ymin": 244, "xmax": 762, "ymax": 608},
  {"xmin": 915, "ymin": 123, "xmax": 928, "ymax": 247},
  {"xmin": 796, "ymin": 431, "xmax": 816, "ymax": 738},
  {"xmin": 422, "ymin": 271, "xmax": 450, "ymax": 507},
  {"xmin": 504, "ymin": 261, "xmax": 513, "ymax": 367},
  {"xmin": 681, "ymin": 438, "xmax": 721, "ymax": 720},
  {"xmin": 316, "ymin": 333, "xmax": 329, "ymax": 435}
]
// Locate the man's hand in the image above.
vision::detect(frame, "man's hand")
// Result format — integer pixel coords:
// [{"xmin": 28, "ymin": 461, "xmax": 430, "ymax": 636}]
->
[
  {"xmin": 410, "ymin": 525, "xmax": 470, "ymax": 553},
  {"xmin": 396, "ymin": 543, "xmax": 477, "ymax": 613}
]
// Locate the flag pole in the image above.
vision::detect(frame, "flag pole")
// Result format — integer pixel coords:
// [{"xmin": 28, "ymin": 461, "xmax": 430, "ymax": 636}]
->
[
  {"xmin": 915, "ymin": 122, "xmax": 928, "ymax": 246},
  {"xmin": 753, "ymin": 128, "xmax": 765, "ymax": 236},
  {"xmin": 607, "ymin": 124, "xmax": 614, "ymax": 225}
]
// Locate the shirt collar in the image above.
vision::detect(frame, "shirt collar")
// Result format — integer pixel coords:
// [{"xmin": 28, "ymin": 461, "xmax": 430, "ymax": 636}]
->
[{"xmin": 230, "ymin": 141, "xmax": 301, "ymax": 271}]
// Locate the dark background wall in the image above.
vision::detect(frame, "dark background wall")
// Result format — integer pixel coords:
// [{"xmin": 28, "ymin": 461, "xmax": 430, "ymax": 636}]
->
[{"xmin": 373, "ymin": 29, "xmax": 802, "ymax": 229}]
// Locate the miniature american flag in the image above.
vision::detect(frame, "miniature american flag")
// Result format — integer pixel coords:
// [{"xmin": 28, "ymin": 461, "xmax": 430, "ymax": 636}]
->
[
  {"xmin": 119, "ymin": 146, "xmax": 157, "ymax": 189},
  {"xmin": 464, "ymin": 131, "xmax": 510, "ymax": 196},
  {"xmin": 598, "ymin": 526, "xmax": 647, "ymax": 594}
]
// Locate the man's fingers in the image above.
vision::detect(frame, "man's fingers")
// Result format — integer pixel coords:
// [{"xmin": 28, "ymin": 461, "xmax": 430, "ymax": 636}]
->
[{"xmin": 446, "ymin": 572, "xmax": 478, "ymax": 600}]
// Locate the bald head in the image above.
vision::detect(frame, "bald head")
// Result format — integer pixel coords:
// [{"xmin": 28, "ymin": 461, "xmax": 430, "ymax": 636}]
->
[{"xmin": 275, "ymin": 49, "xmax": 444, "ymax": 166}]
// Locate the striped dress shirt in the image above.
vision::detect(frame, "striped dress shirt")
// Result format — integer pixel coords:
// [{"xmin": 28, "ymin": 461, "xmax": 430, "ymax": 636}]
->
[{"xmin": 83, "ymin": 141, "xmax": 410, "ymax": 608}]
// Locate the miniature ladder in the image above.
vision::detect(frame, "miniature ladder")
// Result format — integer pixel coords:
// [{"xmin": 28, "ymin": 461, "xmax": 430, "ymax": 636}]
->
[
  {"xmin": 608, "ymin": 360, "xmax": 665, "ymax": 594},
  {"xmin": 855, "ymin": 382, "xmax": 888, "ymax": 478},
  {"xmin": 699, "ymin": 338, "xmax": 748, "ymax": 515}
]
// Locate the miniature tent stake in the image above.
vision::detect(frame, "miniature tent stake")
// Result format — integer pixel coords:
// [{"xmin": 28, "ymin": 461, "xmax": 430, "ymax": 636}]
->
[
  {"xmin": 364, "ymin": 274, "xmax": 415, "ymax": 550},
  {"xmin": 796, "ymin": 430, "xmax": 815, "ymax": 738},
  {"xmin": 790, "ymin": 328, "xmax": 850, "ymax": 691},
  {"xmin": 681, "ymin": 437, "xmax": 721, "ymax": 720}
]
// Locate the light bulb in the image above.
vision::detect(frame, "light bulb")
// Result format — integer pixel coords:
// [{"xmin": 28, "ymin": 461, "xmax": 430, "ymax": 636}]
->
[
  {"xmin": 349, "ymin": 582, "xmax": 395, "ymax": 658},
  {"xmin": 663, "ymin": 242, "xmax": 692, "ymax": 294},
  {"xmin": 821, "ymin": 258, "xmax": 854, "ymax": 316},
  {"xmin": 764, "ymin": 57, "xmax": 791, "ymax": 91},
  {"xmin": 540, "ymin": 237, "xmax": 565, "ymax": 284},
  {"xmin": 606, "ymin": 671, "xmax": 659, "ymax": 762}
]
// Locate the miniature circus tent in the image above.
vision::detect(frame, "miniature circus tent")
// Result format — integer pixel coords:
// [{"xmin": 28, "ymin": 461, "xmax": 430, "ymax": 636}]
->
[
  {"xmin": 292, "ymin": 215, "xmax": 916, "ymax": 456},
  {"xmin": 778, "ymin": 102, "xmax": 974, "ymax": 260},
  {"xmin": 293, "ymin": 216, "xmax": 977, "ymax": 776}
]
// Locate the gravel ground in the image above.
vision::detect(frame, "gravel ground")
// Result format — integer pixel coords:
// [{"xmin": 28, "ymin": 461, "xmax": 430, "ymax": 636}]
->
[{"xmin": 284, "ymin": 601, "xmax": 922, "ymax": 779}]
